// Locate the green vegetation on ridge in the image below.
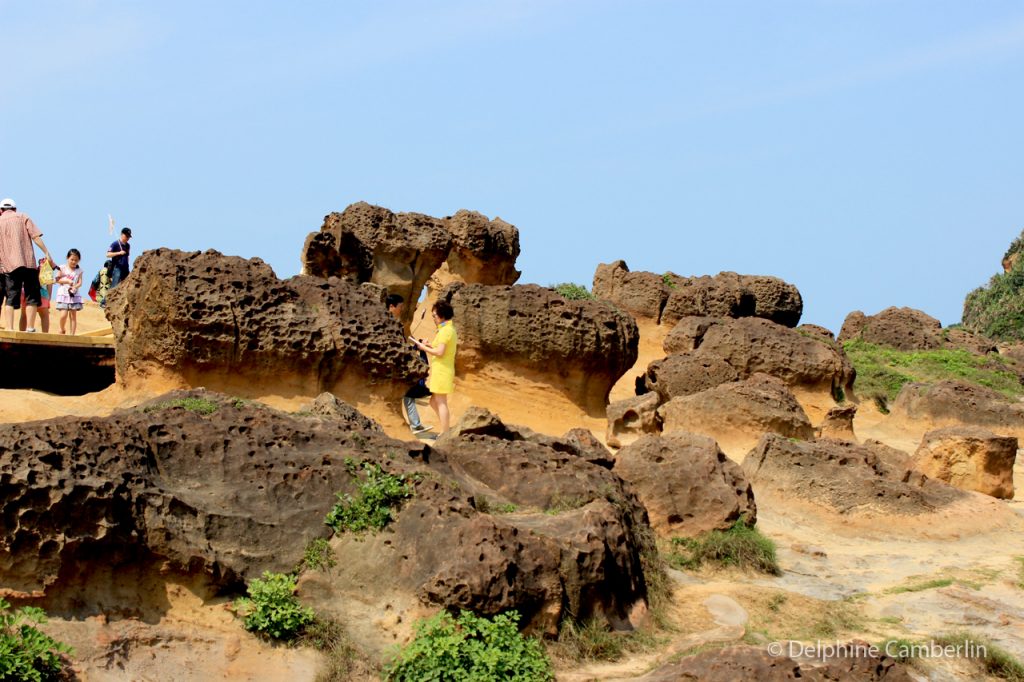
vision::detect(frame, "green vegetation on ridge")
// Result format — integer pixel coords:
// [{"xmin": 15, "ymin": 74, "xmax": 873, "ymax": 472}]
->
[
  {"xmin": 843, "ymin": 338, "xmax": 1023, "ymax": 409},
  {"xmin": 963, "ymin": 228, "xmax": 1024, "ymax": 342}
]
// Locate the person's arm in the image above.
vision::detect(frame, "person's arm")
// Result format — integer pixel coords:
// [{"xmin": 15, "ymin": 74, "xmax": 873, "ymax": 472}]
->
[
  {"xmin": 106, "ymin": 244, "xmax": 125, "ymax": 258},
  {"xmin": 32, "ymin": 236, "xmax": 53, "ymax": 266},
  {"xmin": 410, "ymin": 337, "xmax": 447, "ymax": 358}
]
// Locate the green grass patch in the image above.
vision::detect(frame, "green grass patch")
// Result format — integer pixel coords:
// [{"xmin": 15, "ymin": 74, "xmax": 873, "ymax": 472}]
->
[
  {"xmin": 885, "ymin": 578, "xmax": 954, "ymax": 595},
  {"xmin": 843, "ymin": 338, "xmax": 1024, "ymax": 405},
  {"xmin": 667, "ymin": 517, "xmax": 781, "ymax": 575},
  {"xmin": 550, "ymin": 617, "xmax": 663, "ymax": 664},
  {"xmin": 383, "ymin": 610, "xmax": 553, "ymax": 681},
  {"xmin": 325, "ymin": 459, "xmax": 415, "ymax": 534},
  {"xmin": 551, "ymin": 282, "xmax": 595, "ymax": 301},
  {"xmin": 301, "ymin": 538, "xmax": 337, "ymax": 572},
  {"xmin": 0, "ymin": 599, "xmax": 73, "ymax": 682},
  {"xmin": 935, "ymin": 630, "xmax": 1024, "ymax": 681},
  {"xmin": 143, "ymin": 396, "xmax": 220, "ymax": 415}
]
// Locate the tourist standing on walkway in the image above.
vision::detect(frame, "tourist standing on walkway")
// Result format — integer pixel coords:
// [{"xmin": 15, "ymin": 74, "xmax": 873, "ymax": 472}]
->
[
  {"xmin": 0, "ymin": 198, "xmax": 53, "ymax": 333},
  {"xmin": 105, "ymin": 227, "xmax": 132, "ymax": 289},
  {"xmin": 410, "ymin": 300, "xmax": 457, "ymax": 436}
]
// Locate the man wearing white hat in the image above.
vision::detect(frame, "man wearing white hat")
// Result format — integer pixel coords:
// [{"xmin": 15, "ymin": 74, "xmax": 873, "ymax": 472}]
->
[{"xmin": 0, "ymin": 198, "xmax": 54, "ymax": 332}]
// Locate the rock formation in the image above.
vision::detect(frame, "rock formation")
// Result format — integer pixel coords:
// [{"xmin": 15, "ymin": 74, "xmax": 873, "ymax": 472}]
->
[
  {"xmin": 0, "ymin": 392, "xmax": 656, "ymax": 642},
  {"xmin": 301, "ymin": 202, "xmax": 520, "ymax": 328},
  {"xmin": 888, "ymin": 380, "xmax": 1024, "ymax": 441},
  {"xmin": 816, "ymin": 404, "xmax": 858, "ymax": 441},
  {"xmin": 592, "ymin": 260, "xmax": 802, "ymax": 327},
  {"xmin": 613, "ymin": 433, "xmax": 757, "ymax": 536},
  {"xmin": 106, "ymin": 249, "xmax": 423, "ymax": 403},
  {"xmin": 742, "ymin": 433, "xmax": 966, "ymax": 517},
  {"xmin": 605, "ymin": 393, "xmax": 662, "ymax": 448},
  {"xmin": 642, "ymin": 316, "xmax": 855, "ymax": 408},
  {"xmin": 839, "ymin": 306, "xmax": 996, "ymax": 354},
  {"xmin": 439, "ymin": 283, "xmax": 639, "ymax": 413},
  {"xmin": 912, "ymin": 426, "xmax": 1017, "ymax": 499},
  {"xmin": 659, "ymin": 374, "xmax": 815, "ymax": 456}
]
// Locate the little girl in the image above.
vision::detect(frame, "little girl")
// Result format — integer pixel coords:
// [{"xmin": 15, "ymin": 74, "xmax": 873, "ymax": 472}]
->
[{"xmin": 54, "ymin": 248, "xmax": 84, "ymax": 335}]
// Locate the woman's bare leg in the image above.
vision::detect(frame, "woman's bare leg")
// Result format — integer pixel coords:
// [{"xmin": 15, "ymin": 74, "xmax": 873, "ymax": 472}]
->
[{"xmin": 430, "ymin": 394, "xmax": 450, "ymax": 434}]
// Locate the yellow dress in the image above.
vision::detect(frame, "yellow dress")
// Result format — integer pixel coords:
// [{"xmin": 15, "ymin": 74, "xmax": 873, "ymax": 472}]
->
[{"xmin": 427, "ymin": 321, "xmax": 457, "ymax": 394}]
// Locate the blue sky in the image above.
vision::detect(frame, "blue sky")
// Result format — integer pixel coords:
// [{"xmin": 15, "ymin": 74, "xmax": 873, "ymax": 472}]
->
[{"xmin": 2, "ymin": 0, "xmax": 1022, "ymax": 333}]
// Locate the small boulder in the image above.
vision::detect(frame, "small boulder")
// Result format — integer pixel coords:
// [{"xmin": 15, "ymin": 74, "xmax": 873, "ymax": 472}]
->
[
  {"xmin": 643, "ymin": 354, "xmax": 740, "ymax": 403},
  {"xmin": 913, "ymin": 426, "xmax": 1017, "ymax": 499},
  {"xmin": 838, "ymin": 307, "xmax": 944, "ymax": 351},
  {"xmin": 817, "ymin": 404, "xmax": 857, "ymax": 441},
  {"xmin": 613, "ymin": 434, "xmax": 756, "ymax": 537},
  {"xmin": 304, "ymin": 392, "xmax": 383, "ymax": 431},
  {"xmin": 606, "ymin": 393, "xmax": 662, "ymax": 449}
]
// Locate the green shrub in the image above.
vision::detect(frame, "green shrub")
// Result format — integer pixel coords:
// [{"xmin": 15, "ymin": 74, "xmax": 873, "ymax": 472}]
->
[
  {"xmin": 963, "ymin": 253, "xmax": 1024, "ymax": 342},
  {"xmin": 551, "ymin": 283, "xmax": 594, "ymax": 301},
  {"xmin": 233, "ymin": 572, "xmax": 315, "ymax": 640},
  {"xmin": 668, "ymin": 517, "xmax": 780, "ymax": 575},
  {"xmin": 301, "ymin": 538, "xmax": 337, "ymax": 572},
  {"xmin": 843, "ymin": 338, "xmax": 1024, "ymax": 403},
  {"xmin": 383, "ymin": 610, "xmax": 553, "ymax": 682},
  {"xmin": 661, "ymin": 272, "xmax": 677, "ymax": 289},
  {"xmin": 325, "ymin": 460, "xmax": 415, "ymax": 533},
  {"xmin": 0, "ymin": 599, "xmax": 73, "ymax": 682}
]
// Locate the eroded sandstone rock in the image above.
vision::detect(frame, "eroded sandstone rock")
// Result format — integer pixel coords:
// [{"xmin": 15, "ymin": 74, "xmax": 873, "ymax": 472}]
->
[
  {"xmin": 817, "ymin": 404, "xmax": 858, "ymax": 441},
  {"xmin": 301, "ymin": 202, "xmax": 520, "ymax": 328},
  {"xmin": 106, "ymin": 249, "xmax": 423, "ymax": 401},
  {"xmin": 613, "ymin": 434, "xmax": 756, "ymax": 537},
  {"xmin": 913, "ymin": 426, "xmax": 1017, "ymax": 499},
  {"xmin": 643, "ymin": 353, "xmax": 740, "ymax": 403},
  {"xmin": 742, "ymin": 433, "xmax": 966, "ymax": 516},
  {"xmin": 441, "ymin": 283, "xmax": 639, "ymax": 413},
  {"xmin": 592, "ymin": 261, "xmax": 802, "ymax": 327},
  {"xmin": 658, "ymin": 374, "xmax": 815, "ymax": 455},
  {"xmin": 0, "ymin": 392, "xmax": 655, "ymax": 640},
  {"xmin": 839, "ymin": 307, "xmax": 944, "ymax": 351},
  {"xmin": 606, "ymin": 393, "xmax": 662, "ymax": 449},
  {"xmin": 889, "ymin": 380, "xmax": 1024, "ymax": 440}
]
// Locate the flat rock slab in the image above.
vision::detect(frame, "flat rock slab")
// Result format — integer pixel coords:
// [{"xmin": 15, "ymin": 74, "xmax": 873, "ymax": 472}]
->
[{"xmin": 703, "ymin": 594, "xmax": 749, "ymax": 627}]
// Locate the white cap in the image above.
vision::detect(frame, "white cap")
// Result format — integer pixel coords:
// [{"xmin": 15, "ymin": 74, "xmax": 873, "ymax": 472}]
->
[{"xmin": 0, "ymin": 198, "xmax": 14, "ymax": 209}]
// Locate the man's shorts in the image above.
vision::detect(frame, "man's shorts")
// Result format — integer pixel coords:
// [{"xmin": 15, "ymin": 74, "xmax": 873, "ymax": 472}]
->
[{"xmin": 3, "ymin": 267, "xmax": 41, "ymax": 308}]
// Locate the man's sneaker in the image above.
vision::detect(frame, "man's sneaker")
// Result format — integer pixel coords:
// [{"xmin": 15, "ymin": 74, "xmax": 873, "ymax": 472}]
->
[
  {"xmin": 411, "ymin": 424, "xmax": 433, "ymax": 435},
  {"xmin": 25, "ymin": 328, "xmax": 37, "ymax": 333}
]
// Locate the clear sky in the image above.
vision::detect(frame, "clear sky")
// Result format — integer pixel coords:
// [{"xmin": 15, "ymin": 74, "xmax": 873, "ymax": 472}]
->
[{"xmin": 3, "ymin": 0, "xmax": 1022, "ymax": 333}]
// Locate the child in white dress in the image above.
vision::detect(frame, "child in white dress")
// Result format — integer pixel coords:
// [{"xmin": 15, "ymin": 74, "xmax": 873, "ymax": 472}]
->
[{"xmin": 54, "ymin": 248, "xmax": 84, "ymax": 335}]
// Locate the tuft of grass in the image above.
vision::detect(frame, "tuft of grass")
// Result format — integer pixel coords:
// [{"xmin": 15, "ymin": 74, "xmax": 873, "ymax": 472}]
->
[
  {"xmin": 661, "ymin": 273, "xmax": 677, "ymax": 289},
  {"xmin": 551, "ymin": 283, "xmax": 595, "ymax": 301},
  {"xmin": 935, "ymin": 630, "xmax": 1024, "ymax": 681},
  {"xmin": 885, "ymin": 578, "xmax": 954, "ymax": 595},
  {"xmin": 297, "ymin": 618, "xmax": 369, "ymax": 682},
  {"xmin": 544, "ymin": 493, "xmax": 588, "ymax": 514},
  {"xmin": 143, "ymin": 396, "xmax": 220, "ymax": 415},
  {"xmin": 843, "ymin": 338, "xmax": 1024, "ymax": 404},
  {"xmin": 301, "ymin": 538, "xmax": 337, "ymax": 572},
  {"xmin": 551, "ymin": 618, "xmax": 661, "ymax": 664},
  {"xmin": 667, "ymin": 517, "xmax": 781, "ymax": 576}
]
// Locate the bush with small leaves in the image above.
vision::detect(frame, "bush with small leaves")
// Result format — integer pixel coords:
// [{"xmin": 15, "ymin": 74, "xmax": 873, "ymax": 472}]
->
[
  {"xmin": 551, "ymin": 283, "xmax": 594, "ymax": 301},
  {"xmin": 383, "ymin": 610, "xmax": 553, "ymax": 682},
  {"xmin": 0, "ymin": 598, "xmax": 73, "ymax": 682},
  {"xmin": 233, "ymin": 572, "xmax": 315, "ymax": 640},
  {"xmin": 325, "ymin": 460, "xmax": 415, "ymax": 533}
]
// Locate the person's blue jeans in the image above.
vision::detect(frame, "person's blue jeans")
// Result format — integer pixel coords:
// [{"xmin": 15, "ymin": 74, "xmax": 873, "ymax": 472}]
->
[{"xmin": 110, "ymin": 266, "xmax": 127, "ymax": 289}]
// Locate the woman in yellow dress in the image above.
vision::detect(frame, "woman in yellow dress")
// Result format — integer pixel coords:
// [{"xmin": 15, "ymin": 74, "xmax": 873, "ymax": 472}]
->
[{"xmin": 410, "ymin": 300, "xmax": 457, "ymax": 435}]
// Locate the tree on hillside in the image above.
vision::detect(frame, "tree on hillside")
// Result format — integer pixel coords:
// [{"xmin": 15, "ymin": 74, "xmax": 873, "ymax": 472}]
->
[{"xmin": 963, "ymin": 228, "xmax": 1024, "ymax": 342}]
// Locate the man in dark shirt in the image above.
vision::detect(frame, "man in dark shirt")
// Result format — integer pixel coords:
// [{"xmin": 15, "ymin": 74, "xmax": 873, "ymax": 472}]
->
[{"xmin": 106, "ymin": 227, "xmax": 132, "ymax": 290}]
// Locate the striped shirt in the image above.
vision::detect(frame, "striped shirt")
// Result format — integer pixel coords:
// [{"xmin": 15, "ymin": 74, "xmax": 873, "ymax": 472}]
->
[{"xmin": 0, "ymin": 211, "xmax": 42, "ymax": 273}]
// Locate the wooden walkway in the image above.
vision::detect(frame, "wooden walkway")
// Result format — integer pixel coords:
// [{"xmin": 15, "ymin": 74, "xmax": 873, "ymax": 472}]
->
[
  {"xmin": 0, "ymin": 328, "xmax": 114, "ymax": 348},
  {"xmin": 0, "ymin": 328, "xmax": 115, "ymax": 394}
]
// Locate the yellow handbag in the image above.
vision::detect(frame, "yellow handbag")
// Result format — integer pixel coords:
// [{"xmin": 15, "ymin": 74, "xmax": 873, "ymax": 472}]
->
[{"xmin": 38, "ymin": 258, "xmax": 55, "ymax": 286}]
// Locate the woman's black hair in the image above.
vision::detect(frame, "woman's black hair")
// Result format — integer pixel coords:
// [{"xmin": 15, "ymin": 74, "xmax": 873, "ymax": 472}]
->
[
  {"xmin": 433, "ymin": 300, "xmax": 454, "ymax": 321},
  {"xmin": 385, "ymin": 293, "xmax": 404, "ymax": 308},
  {"xmin": 67, "ymin": 248, "xmax": 81, "ymax": 259}
]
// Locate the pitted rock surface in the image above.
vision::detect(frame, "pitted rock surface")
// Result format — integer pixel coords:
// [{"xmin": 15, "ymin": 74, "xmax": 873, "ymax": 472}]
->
[
  {"xmin": 659, "ymin": 374, "xmax": 815, "ymax": 447},
  {"xmin": 606, "ymin": 393, "xmax": 662, "ymax": 449},
  {"xmin": 742, "ymin": 433, "xmax": 966, "ymax": 516},
  {"xmin": 0, "ymin": 392, "xmax": 655, "ymax": 635},
  {"xmin": 305, "ymin": 392, "xmax": 383, "ymax": 431},
  {"xmin": 913, "ymin": 426, "xmax": 1017, "ymax": 498},
  {"xmin": 838, "ymin": 307, "xmax": 944, "ymax": 351},
  {"xmin": 592, "ymin": 261, "xmax": 802, "ymax": 327},
  {"xmin": 614, "ymin": 433, "xmax": 757, "ymax": 537},
  {"xmin": 304, "ymin": 408, "xmax": 656, "ymax": 635},
  {"xmin": 106, "ymin": 249, "xmax": 424, "ymax": 396},
  {"xmin": 648, "ymin": 317, "xmax": 854, "ymax": 400},
  {"xmin": 302, "ymin": 202, "xmax": 521, "ymax": 328},
  {"xmin": 441, "ymin": 283, "xmax": 639, "ymax": 412},
  {"xmin": 817, "ymin": 404, "xmax": 858, "ymax": 441}
]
